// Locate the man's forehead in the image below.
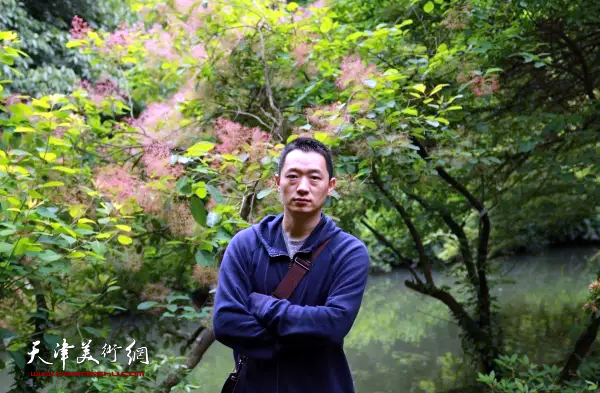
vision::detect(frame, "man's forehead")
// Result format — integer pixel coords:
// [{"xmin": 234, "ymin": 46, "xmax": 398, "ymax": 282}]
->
[{"xmin": 282, "ymin": 150, "xmax": 327, "ymax": 172}]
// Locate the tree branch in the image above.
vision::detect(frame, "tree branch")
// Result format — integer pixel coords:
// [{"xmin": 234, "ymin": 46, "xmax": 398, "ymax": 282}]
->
[
  {"xmin": 402, "ymin": 189, "xmax": 479, "ymax": 291},
  {"xmin": 257, "ymin": 25, "xmax": 284, "ymax": 139},
  {"xmin": 404, "ymin": 279, "xmax": 497, "ymax": 374},
  {"xmin": 411, "ymin": 137, "xmax": 492, "ymax": 328},
  {"xmin": 359, "ymin": 218, "xmax": 423, "ymax": 285},
  {"xmin": 560, "ymin": 311, "xmax": 600, "ymax": 381},
  {"xmin": 370, "ymin": 161, "xmax": 433, "ymax": 285},
  {"xmin": 158, "ymin": 328, "xmax": 216, "ymax": 393},
  {"xmin": 554, "ymin": 29, "xmax": 596, "ymax": 100}
]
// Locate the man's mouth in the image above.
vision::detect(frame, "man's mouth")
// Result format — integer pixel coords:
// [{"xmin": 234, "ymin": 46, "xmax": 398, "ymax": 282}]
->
[{"xmin": 294, "ymin": 199, "xmax": 310, "ymax": 203}]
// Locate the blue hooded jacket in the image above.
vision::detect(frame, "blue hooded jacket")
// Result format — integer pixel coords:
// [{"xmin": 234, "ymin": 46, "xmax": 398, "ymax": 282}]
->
[{"xmin": 213, "ymin": 212, "xmax": 370, "ymax": 393}]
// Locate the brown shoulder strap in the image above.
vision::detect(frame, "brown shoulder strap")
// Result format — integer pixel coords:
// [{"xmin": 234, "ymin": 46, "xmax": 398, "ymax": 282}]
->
[{"xmin": 272, "ymin": 237, "xmax": 331, "ymax": 299}]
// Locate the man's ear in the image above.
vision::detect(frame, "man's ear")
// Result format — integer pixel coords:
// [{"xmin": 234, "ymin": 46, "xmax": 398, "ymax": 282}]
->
[
  {"xmin": 275, "ymin": 174, "xmax": 280, "ymax": 188},
  {"xmin": 327, "ymin": 177, "xmax": 337, "ymax": 195}
]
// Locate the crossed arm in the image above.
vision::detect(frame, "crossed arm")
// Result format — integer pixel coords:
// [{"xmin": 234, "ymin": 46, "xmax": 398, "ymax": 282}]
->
[{"xmin": 212, "ymin": 233, "xmax": 369, "ymax": 360}]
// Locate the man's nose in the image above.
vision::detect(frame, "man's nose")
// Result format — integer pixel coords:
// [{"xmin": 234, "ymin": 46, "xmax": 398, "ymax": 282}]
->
[{"xmin": 296, "ymin": 177, "xmax": 310, "ymax": 193}]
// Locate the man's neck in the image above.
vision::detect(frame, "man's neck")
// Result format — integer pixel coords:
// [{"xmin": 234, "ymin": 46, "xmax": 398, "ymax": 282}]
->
[{"xmin": 282, "ymin": 209, "xmax": 321, "ymax": 239}]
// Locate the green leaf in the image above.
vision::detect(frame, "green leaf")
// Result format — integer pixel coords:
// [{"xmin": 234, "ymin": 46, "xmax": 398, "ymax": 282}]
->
[
  {"xmin": 166, "ymin": 304, "xmax": 178, "ymax": 313},
  {"xmin": 9, "ymin": 351, "xmax": 25, "ymax": 370},
  {"xmin": 167, "ymin": 294, "xmax": 190, "ymax": 303},
  {"xmin": 0, "ymin": 31, "xmax": 18, "ymax": 41},
  {"xmin": 176, "ymin": 176, "xmax": 191, "ymax": 194},
  {"xmin": 409, "ymin": 84, "xmax": 426, "ymax": 93},
  {"xmin": 402, "ymin": 108, "xmax": 418, "ymax": 116},
  {"xmin": 430, "ymin": 84, "xmax": 449, "ymax": 95},
  {"xmin": 14, "ymin": 126, "xmax": 36, "ymax": 133},
  {"xmin": 291, "ymin": 82, "xmax": 321, "ymax": 106},
  {"xmin": 35, "ymin": 207, "xmax": 58, "ymax": 220},
  {"xmin": 117, "ymin": 235, "xmax": 133, "ymax": 245},
  {"xmin": 320, "ymin": 17, "xmax": 333, "ymax": 33},
  {"xmin": 195, "ymin": 182, "xmax": 207, "ymax": 198},
  {"xmin": 423, "ymin": 1, "xmax": 434, "ymax": 13},
  {"xmin": 257, "ymin": 189, "xmax": 272, "ymax": 199},
  {"xmin": 51, "ymin": 166, "xmax": 78, "ymax": 174},
  {"xmin": 185, "ymin": 141, "xmax": 214, "ymax": 156},
  {"xmin": 189, "ymin": 196, "xmax": 207, "ymax": 226},
  {"xmin": 518, "ymin": 140, "xmax": 536, "ymax": 152},
  {"xmin": 82, "ymin": 327, "xmax": 105, "ymax": 338},
  {"xmin": 38, "ymin": 250, "xmax": 62, "ymax": 262},
  {"xmin": 137, "ymin": 301, "xmax": 158, "ymax": 310},
  {"xmin": 90, "ymin": 240, "xmax": 106, "ymax": 255},
  {"xmin": 0, "ymin": 328, "xmax": 17, "ymax": 340},
  {"xmin": 66, "ymin": 40, "xmax": 85, "ymax": 48},
  {"xmin": 0, "ymin": 229, "xmax": 16, "ymax": 236},
  {"xmin": 207, "ymin": 184, "xmax": 223, "ymax": 204},
  {"xmin": 195, "ymin": 250, "xmax": 214, "ymax": 266},
  {"xmin": 40, "ymin": 181, "xmax": 65, "ymax": 188},
  {"xmin": 43, "ymin": 333, "xmax": 61, "ymax": 350},
  {"xmin": 356, "ymin": 118, "xmax": 377, "ymax": 129}
]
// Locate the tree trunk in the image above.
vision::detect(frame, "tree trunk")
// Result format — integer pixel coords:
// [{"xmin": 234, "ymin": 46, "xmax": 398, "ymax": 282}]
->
[
  {"xmin": 13, "ymin": 264, "xmax": 50, "ymax": 393},
  {"xmin": 560, "ymin": 310, "xmax": 600, "ymax": 381},
  {"xmin": 158, "ymin": 328, "xmax": 216, "ymax": 393},
  {"xmin": 404, "ymin": 280, "xmax": 499, "ymax": 375}
]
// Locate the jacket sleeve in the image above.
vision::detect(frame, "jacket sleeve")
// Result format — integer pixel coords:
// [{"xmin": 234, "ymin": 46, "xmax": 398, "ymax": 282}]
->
[
  {"xmin": 212, "ymin": 231, "xmax": 280, "ymax": 359},
  {"xmin": 249, "ymin": 242, "xmax": 369, "ymax": 345}
]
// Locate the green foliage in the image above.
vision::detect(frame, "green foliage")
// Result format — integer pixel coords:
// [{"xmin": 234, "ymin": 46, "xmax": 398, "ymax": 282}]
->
[
  {"xmin": 0, "ymin": 0, "xmax": 132, "ymax": 95},
  {"xmin": 478, "ymin": 354, "xmax": 600, "ymax": 393}
]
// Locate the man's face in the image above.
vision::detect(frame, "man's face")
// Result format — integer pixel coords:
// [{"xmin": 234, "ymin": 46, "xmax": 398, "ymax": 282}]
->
[{"xmin": 275, "ymin": 149, "xmax": 336, "ymax": 215}]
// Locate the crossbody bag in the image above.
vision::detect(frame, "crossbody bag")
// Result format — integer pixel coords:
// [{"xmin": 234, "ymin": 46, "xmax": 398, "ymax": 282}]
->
[{"xmin": 220, "ymin": 237, "xmax": 332, "ymax": 393}]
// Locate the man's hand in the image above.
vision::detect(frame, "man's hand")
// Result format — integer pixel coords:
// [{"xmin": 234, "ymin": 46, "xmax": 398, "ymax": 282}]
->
[{"xmin": 249, "ymin": 292, "xmax": 279, "ymax": 325}]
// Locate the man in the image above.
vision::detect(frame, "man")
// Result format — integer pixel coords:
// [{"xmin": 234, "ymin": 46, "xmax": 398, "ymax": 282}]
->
[{"xmin": 213, "ymin": 137, "xmax": 370, "ymax": 393}]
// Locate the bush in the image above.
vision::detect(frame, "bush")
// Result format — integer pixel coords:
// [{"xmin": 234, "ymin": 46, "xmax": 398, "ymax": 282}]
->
[{"xmin": 477, "ymin": 354, "xmax": 600, "ymax": 393}]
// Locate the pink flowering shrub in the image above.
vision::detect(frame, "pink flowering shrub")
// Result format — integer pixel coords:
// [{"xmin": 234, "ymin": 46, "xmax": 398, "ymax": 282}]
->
[
  {"xmin": 69, "ymin": 15, "xmax": 90, "ymax": 39},
  {"xmin": 291, "ymin": 42, "xmax": 312, "ymax": 67},
  {"xmin": 336, "ymin": 54, "xmax": 378, "ymax": 90},
  {"xmin": 457, "ymin": 71, "xmax": 500, "ymax": 97},
  {"xmin": 77, "ymin": 76, "xmax": 127, "ymax": 105},
  {"xmin": 144, "ymin": 25, "xmax": 178, "ymax": 60},
  {"xmin": 214, "ymin": 118, "xmax": 271, "ymax": 155},
  {"xmin": 292, "ymin": 0, "xmax": 328, "ymax": 21},
  {"xmin": 128, "ymin": 79, "xmax": 198, "ymax": 155},
  {"xmin": 100, "ymin": 21, "xmax": 144, "ymax": 56},
  {"xmin": 93, "ymin": 164, "xmax": 165, "ymax": 215},
  {"xmin": 141, "ymin": 141, "xmax": 185, "ymax": 179},
  {"xmin": 583, "ymin": 280, "xmax": 600, "ymax": 312},
  {"xmin": 93, "ymin": 165, "xmax": 141, "ymax": 202}
]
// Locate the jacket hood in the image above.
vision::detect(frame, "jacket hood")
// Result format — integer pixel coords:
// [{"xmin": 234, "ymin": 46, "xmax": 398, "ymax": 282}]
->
[{"xmin": 252, "ymin": 212, "xmax": 342, "ymax": 258}]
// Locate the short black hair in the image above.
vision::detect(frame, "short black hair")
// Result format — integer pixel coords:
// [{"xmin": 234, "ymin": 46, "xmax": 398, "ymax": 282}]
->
[{"xmin": 278, "ymin": 137, "xmax": 334, "ymax": 179}]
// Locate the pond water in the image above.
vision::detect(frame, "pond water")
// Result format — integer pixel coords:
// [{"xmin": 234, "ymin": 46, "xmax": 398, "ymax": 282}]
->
[{"xmin": 1, "ymin": 246, "xmax": 598, "ymax": 393}]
